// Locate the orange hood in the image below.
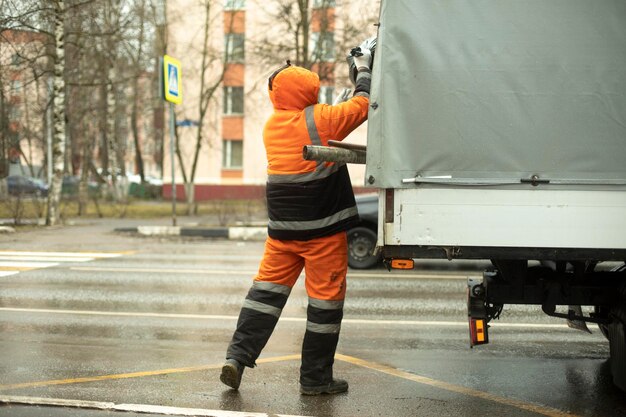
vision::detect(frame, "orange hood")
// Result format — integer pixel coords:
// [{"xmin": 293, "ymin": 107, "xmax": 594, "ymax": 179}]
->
[{"xmin": 268, "ymin": 66, "xmax": 320, "ymax": 111}]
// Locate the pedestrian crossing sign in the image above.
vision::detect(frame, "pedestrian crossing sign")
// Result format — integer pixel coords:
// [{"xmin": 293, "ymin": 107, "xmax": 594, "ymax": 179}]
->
[{"xmin": 163, "ymin": 55, "xmax": 182, "ymax": 105}]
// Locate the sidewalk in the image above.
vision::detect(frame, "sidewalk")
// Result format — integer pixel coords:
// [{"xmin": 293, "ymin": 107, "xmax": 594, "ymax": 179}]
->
[
  {"xmin": 114, "ymin": 222, "xmax": 268, "ymax": 241},
  {"xmin": 0, "ymin": 214, "xmax": 269, "ymax": 252},
  {"xmin": 0, "ymin": 198, "xmax": 270, "ymax": 242}
]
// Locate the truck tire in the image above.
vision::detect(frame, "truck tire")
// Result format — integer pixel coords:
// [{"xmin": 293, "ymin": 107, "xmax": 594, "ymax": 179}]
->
[{"xmin": 347, "ymin": 227, "xmax": 380, "ymax": 269}]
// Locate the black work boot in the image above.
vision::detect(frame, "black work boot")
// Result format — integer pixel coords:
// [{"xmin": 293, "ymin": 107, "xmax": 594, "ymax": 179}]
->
[
  {"xmin": 220, "ymin": 358, "xmax": 245, "ymax": 390},
  {"xmin": 300, "ymin": 378, "xmax": 349, "ymax": 395}
]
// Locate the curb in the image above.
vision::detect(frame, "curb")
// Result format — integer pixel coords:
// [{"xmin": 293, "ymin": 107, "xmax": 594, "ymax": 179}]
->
[{"xmin": 115, "ymin": 225, "xmax": 267, "ymax": 241}]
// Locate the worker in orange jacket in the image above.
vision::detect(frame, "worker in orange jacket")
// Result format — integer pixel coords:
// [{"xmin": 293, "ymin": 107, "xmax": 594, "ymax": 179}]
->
[{"xmin": 220, "ymin": 38, "xmax": 375, "ymax": 396}]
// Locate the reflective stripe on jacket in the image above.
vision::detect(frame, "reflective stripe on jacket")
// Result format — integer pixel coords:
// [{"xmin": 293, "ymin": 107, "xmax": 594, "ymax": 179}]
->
[{"xmin": 264, "ymin": 66, "xmax": 369, "ymax": 241}]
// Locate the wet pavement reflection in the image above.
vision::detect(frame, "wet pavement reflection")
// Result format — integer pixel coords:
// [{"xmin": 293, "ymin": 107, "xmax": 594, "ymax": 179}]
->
[{"xmin": 1, "ymin": 225, "xmax": 625, "ymax": 416}]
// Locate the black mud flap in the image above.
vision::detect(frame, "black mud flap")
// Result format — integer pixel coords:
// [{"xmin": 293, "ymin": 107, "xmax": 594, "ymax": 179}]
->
[
  {"xmin": 608, "ymin": 317, "xmax": 626, "ymax": 391},
  {"xmin": 608, "ymin": 271, "xmax": 626, "ymax": 392}
]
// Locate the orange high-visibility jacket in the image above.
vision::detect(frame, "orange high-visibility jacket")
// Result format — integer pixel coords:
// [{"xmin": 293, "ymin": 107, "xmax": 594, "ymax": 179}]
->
[{"xmin": 264, "ymin": 66, "xmax": 370, "ymax": 241}]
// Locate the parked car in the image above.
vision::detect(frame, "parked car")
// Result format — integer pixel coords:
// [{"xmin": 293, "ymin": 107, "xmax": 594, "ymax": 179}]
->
[
  {"xmin": 348, "ymin": 193, "xmax": 381, "ymax": 269},
  {"xmin": 7, "ymin": 176, "xmax": 48, "ymax": 197},
  {"xmin": 62, "ymin": 176, "xmax": 100, "ymax": 196},
  {"xmin": 127, "ymin": 174, "xmax": 163, "ymax": 199}
]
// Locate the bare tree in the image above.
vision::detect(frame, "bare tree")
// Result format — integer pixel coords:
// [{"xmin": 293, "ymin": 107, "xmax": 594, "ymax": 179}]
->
[
  {"xmin": 250, "ymin": 0, "xmax": 378, "ymax": 87},
  {"xmin": 123, "ymin": 0, "xmax": 154, "ymax": 184},
  {"xmin": 252, "ymin": 0, "xmax": 308, "ymax": 67},
  {"xmin": 45, "ymin": 0, "xmax": 67, "ymax": 225},
  {"xmin": 129, "ymin": 14, "xmax": 147, "ymax": 185},
  {"xmin": 2, "ymin": 0, "xmax": 165, "ymax": 220},
  {"xmin": 173, "ymin": 0, "xmax": 227, "ymax": 215},
  {"xmin": 68, "ymin": 0, "xmax": 160, "ymax": 206},
  {"xmin": 0, "ymin": 70, "xmax": 12, "ymax": 186},
  {"xmin": 1, "ymin": 0, "xmax": 81, "ymax": 224}
]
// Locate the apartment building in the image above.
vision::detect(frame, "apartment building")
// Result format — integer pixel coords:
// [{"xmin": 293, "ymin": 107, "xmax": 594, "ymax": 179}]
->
[
  {"xmin": 0, "ymin": 29, "xmax": 49, "ymax": 178},
  {"xmin": 165, "ymin": 0, "xmax": 378, "ymax": 200}
]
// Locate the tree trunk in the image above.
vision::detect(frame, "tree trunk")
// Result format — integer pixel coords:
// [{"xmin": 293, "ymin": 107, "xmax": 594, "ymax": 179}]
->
[
  {"xmin": 132, "ymin": 0, "xmax": 146, "ymax": 183},
  {"xmin": 300, "ymin": 0, "xmax": 310, "ymax": 68},
  {"xmin": 184, "ymin": 182, "xmax": 196, "ymax": 215},
  {"xmin": 78, "ymin": 119, "xmax": 94, "ymax": 216},
  {"xmin": 46, "ymin": 0, "xmax": 66, "ymax": 226},
  {"xmin": 131, "ymin": 98, "xmax": 144, "ymax": 182},
  {"xmin": 0, "ymin": 77, "xmax": 7, "ymax": 180},
  {"xmin": 106, "ymin": 75, "xmax": 119, "ymax": 200}
]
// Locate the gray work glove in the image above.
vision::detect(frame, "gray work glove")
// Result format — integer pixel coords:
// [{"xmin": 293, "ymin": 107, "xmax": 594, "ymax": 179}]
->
[
  {"xmin": 352, "ymin": 47, "xmax": 372, "ymax": 71},
  {"xmin": 359, "ymin": 36, "xmax": 377, "ymax": 53},
  {"xmin": 332, "ymin": 88, "xmax": 352, "ymax": 105},
  {"xmin": 351, "ymin": 36, "xmax": 377, "ymax": 70}
]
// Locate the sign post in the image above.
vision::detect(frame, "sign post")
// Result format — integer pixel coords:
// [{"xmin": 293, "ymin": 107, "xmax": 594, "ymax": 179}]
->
[{"xmin": 162, "ymin": 55, "xmax": 182, "ymax": 226}]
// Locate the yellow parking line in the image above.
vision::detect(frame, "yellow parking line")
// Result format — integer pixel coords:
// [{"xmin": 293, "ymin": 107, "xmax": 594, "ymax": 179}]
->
[
  {"xmin": 0, "ymin": 354, "xmax": 300, "ymax": 391},
  {"xmin": 336, "ymin": 354, "xmax": 578, "ymax": 417},
  {"xmin": 0, "ymin": 352, "xmax": 578, "ymax": 416},
  {"xmin": 0, "ymin": 266, "xmax": 35, "ymax": 271}
]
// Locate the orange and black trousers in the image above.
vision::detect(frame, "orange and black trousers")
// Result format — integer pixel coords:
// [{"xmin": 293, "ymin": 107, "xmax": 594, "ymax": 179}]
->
[{"xmin": 226, "ymin": 231, "xmax": 347, "ymax": 386}]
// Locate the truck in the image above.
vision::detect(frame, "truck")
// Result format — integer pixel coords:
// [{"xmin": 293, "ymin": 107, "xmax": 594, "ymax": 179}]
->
[{"xmin": 364, "ymin": 0, "xmax": 626, "ymax": 391}]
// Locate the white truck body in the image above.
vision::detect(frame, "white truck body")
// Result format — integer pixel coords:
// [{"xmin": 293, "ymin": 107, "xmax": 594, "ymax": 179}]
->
[
  {"xmin": 384, "ymin": 189, "xmax": 626, "ymax": 250},
  {"xmin": 366, "ymin": 0, "xmax": 626, "ymax": 259},
  {"xmin": 364, "ymin": 0, "xmax": 626, "ymax": 390}
]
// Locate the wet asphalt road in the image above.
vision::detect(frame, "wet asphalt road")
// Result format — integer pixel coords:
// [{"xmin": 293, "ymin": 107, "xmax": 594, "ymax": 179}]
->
[{"xmin": 1, "ymin": 220, "xmax": 626, "ymax": 417}]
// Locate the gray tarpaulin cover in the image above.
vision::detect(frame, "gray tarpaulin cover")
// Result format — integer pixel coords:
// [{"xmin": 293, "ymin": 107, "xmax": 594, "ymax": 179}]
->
[{"xmin": 366, "ymin": 0, "xmax": 626, "ymax": 188}]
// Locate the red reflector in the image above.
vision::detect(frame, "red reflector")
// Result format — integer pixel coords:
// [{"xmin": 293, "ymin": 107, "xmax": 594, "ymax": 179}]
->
[
  {"xmin": 390, "ymin": 259, "xmax": 414, "ymax": 269},
  {"xmin": 469, "ymin": 318, "xmax": 489, "ymax": 347}
]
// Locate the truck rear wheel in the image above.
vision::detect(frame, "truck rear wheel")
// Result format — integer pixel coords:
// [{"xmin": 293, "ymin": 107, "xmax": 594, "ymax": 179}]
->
[{"xmin": 347, "ymin": 227, "xmax": 380, "ymax": 269}]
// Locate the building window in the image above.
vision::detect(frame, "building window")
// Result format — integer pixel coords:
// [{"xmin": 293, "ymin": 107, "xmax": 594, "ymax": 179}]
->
[
  {"xmin": 11, "ymin": 80, "xmax": 22, "ymax": 94},
  {"xmin": 224, "ymin": 0, "xmax": 245, "ymax": 10},
  {"xmin": 318, "ymin": 86, "xmax": 334, "ymax": 104},
  {"xmin": 225, "ymin": 33, "xmax": 245, "ymax": 63},
  {"xmin": 310, "ymin": 32, "xmax": 335, "ymax": 62},
  {"xmin": 8, "ymin": 105, "xmax": 21, "ymax": 121},
  {"xmin": 222, "ymin": 140, "xmax": 243, "ymax": 169},
  {"xmin": 223, "ymin": 86, "xmax": 244, "ymax": 114},
  {"xmin": 11, "ymin": 54, "xmax": 22, "ymax": 66},
  {"xmin": 312, "ymin": 0, "xmax": 335, "ymax": 8}
]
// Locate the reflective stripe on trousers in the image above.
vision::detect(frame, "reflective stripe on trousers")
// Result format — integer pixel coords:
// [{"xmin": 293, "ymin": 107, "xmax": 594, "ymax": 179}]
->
[
  {"xmin": 306, "ymin": 297, "xmax": 343, "ymax": 334},
  {"xmin": 300, "ymin": 296, "xmax": 344, "ymax": 386},
  {"xmin": 226, "ymin": 281, "xmax": 291, "ymax": 367}
]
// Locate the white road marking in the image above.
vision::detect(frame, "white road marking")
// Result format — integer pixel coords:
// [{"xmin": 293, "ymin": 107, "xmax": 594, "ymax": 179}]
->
[
  {"xmin": 70, "ymin": 266, "xmax": 469, "ymax": 280},
  {"xmin": 0, "ymin": 256, "xmax": 94, "ymax": 263},
  {"xmin": 0, "ymin": 251, "xmax": 122, "ymax": 258},
  {"xmin": 0, "ymin": 395, "xmax": 311, "ymax": 417},
  {"xmin": 70, "ymin": 266, "xmax": 257, "ymax": 275},
  {"xmin": 0, "ymin": 251, "xmax": 125, "ymax": 277},
  {"xmin": 0, "ymin": 307, "xmax": 569, "ymax": 329}
]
